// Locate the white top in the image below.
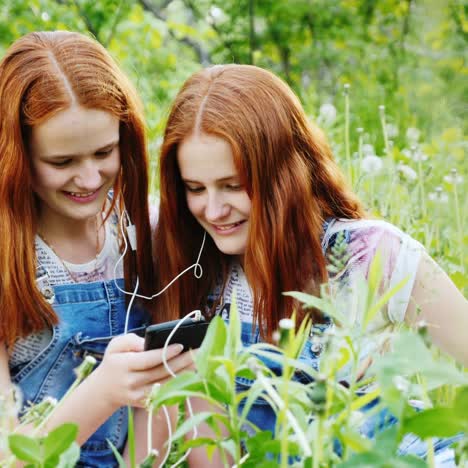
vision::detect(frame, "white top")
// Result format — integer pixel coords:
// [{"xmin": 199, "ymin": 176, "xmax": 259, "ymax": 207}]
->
[{"xmin": 212, "ymin": 219, "xmax": 425, "ymax": 367}]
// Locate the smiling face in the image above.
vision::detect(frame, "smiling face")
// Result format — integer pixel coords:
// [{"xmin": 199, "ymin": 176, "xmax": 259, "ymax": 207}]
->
[
  {"xmin": 177, "ymin": 133, "xmax": 251, "ymax": 257},
  {"xmin": 30, "ymin": 105, "xmax": 120, "ymax": 228}
]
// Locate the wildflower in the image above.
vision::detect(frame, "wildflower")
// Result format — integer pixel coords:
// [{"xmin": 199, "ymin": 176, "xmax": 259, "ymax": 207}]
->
[
  {"xmin": 362, "ymin": 143, "xmax": 376, "ymax": 156},
  {"xmin": 398, "ymin": 163, "xmax": 418, "ymax": 181},
  {"xmin": 428, "ymin": 187, "xmax": 448, "ymax": 203},
  {"xmin": 361, "ymin": 155, "xmax": 383, "ymax": 174},
  {"xmin": 443, "ymin": 168, "xmax": 464, "ymax": 185},
  {"xmin": 406, "ymin": 127, "xmax": 421, "ymax": 144},
  {"xmin": 401, "ymin": 146, "xmax": 426, "ymax": 162},
  {"xmin": 318, "ymin": 103, "xmax": 337, "ymax": 126},
  {"xmin": 343, "ymin": 83, "xmax": 350, "ymax": 95},
  {"xmin": 386, "ymin": 124, "xmax": 398, "ymax": 138}
]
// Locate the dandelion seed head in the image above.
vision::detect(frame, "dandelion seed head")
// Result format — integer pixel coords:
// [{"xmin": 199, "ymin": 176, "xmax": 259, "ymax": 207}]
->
[
  {"xmin": 406, "ymin": 127, "xmax": 421, "ymax": 144},
  {"xmin": 357, "ymin": 127, "xmax": 364, "ymax": 134},
  {"xmin": 362, "ymin": 143, "xmax": 375, "ymax": 156},
  {"xmin": 361, "ymin": 155, "xmax": 383, "ymax": 174},
  {"xmin": 398, "ymin": 164, "xmax": 418, "ymax": 181},
  {"xmin": 386, "ymin": 124, "xmax": 398, "ymax": 138},
  {"xmin": 443, "ymin": 170, "xmax": 463, "ymax": 185},
  {"xmin": 318, "ymin": 103, "xmax": 337, "ymax": 126}
]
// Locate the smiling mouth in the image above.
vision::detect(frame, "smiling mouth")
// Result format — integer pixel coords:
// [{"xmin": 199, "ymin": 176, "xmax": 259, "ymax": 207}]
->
[
  {"xmin": 65, "ymin": 190, "xmax": 97, "ymax": 198},
  {"xmin": 213, "ymin": 221, "xmax": 246, "ymax": 231}
]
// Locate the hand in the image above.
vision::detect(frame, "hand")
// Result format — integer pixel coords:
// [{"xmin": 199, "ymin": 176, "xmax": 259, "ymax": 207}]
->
[{"xmin": 90, "ymin": 333, "xmax": 195, "ymax": 409}]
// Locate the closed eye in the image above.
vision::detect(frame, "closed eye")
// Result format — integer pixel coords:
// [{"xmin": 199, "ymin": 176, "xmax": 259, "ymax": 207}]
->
[
  {"xmin": 95, "ymin": 146, "xmax": 115, "ymax": 157},
  {"xmin": 226, "ymin": 183, "xmax": 243, "ymax": 191},
  {"xmin": 185, "ymin": 185, "xmax": 205, "ymax": 193},
  {"xmin": 49, "ymin": 159, "xmax": 72, "ymax": 167}
]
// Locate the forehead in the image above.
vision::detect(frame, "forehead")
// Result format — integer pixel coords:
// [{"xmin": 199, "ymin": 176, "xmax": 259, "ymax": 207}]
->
[
  {"xmin": 30, "ymin": 105, "xmax": 119, "ymax": 157},
  {"xmin": 177, "ymin": 133, "xmax": 238, "ymax": 181}
]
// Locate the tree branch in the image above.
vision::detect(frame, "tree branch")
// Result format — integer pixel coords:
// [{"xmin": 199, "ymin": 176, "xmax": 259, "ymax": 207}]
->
[{"xmin": 138, "ymin": 0, "xmax": 211, "ymax": 65}]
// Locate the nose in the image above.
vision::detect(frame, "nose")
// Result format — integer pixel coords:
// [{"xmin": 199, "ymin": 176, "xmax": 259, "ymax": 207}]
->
[
  {"xmin": 74, "ymin": 160, "xmax": 102, "ymax": 190},
  {"xmin": 205, "ymin": 191, "xmax": 230, "ymax": 221}
]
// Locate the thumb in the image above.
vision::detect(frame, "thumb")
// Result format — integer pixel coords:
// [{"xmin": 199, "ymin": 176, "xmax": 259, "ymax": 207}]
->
[{"xmin": 107, "ymin": 333, "xmax": 145, "ymax": 353}]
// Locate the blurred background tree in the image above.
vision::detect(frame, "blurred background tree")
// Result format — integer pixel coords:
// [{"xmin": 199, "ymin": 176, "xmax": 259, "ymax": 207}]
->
[{"xmin": 1, "ymin": 0, "xmax": 466, "ymax": 282}]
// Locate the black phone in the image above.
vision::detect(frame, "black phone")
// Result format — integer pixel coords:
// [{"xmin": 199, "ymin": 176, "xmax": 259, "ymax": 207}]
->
[{"xmin": 144, "ymin": 317, "xmax": 209, "ymax": 352}]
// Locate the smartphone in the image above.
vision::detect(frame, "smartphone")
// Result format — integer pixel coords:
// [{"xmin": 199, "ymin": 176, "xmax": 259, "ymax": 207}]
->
[{"xmin": 144, "ymin": 317, "xmax": 209, "ymax": 352}]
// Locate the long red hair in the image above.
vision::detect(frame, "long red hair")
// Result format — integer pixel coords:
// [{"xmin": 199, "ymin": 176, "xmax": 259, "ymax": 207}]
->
[
  {"xmin": 0, "ymin": 31, "xmax": 155, "ymax": 346},
  {"xmin": 154, "ymin": 64, "xmax": 364, "ymax": 338}
]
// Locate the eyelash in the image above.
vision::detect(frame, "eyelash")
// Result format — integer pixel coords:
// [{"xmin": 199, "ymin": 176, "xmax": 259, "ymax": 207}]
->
[
  {"xmin": 49, "ymin": 148, "xmax": 115, "ymax": 167},
  {"xmin": 186, "ymin": 184, "xmax": 243, "ymax": 193}
]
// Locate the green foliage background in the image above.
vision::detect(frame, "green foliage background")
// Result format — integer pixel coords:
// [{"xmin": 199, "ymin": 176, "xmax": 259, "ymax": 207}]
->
[{"xmin": 1, "ymin": 0, "xmax": 466, "ymax": 286}]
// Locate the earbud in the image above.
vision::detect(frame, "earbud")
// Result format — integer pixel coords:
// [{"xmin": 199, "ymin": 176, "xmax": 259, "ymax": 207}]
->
[{"xmin": 126, "ymin": 223, "xmax": 137, "ymax": 251}]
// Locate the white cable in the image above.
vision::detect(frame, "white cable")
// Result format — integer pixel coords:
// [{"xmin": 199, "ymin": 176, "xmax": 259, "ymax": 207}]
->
[
  {"xmin": 112, "ymin": 209, "xmax": 206, "ymax": 467},
  {"xmin": 113, "ymin": 211, "xmax": 205, "ymax": 301},
  {"xmin": 124, "ymin": 276, "xmax": 139, "ymax": 334},
  {"xmin": 159, "ymin": 309, "xmax": 202, "ymax": 467}
]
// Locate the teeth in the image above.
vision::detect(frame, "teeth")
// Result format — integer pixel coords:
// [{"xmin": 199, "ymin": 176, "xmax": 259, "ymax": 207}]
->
[
  {"xmin": 68, "ymin": 191, "xmax": 95, "ymax": 198},
  {"xmin": 216, "ymin": 222, "xmax": 241, "ymax": 231}
]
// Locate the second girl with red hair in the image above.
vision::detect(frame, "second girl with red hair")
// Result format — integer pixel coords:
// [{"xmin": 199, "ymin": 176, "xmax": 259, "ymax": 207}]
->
[{"xmin": 154, "ymin": 64, "xmax": 468, "ymax": 463}]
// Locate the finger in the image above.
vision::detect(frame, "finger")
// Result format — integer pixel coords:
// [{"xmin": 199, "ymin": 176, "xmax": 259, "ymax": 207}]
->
[
  {"xmin": 129, "ymin": 343, "xmax": 184, "ymax": 371},
  {"xmin": 139, "ymin": 352, "xmax": 196, "ymax": 384}
]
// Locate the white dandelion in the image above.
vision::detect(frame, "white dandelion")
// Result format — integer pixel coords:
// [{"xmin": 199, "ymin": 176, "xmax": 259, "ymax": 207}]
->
[
  {"xmin": 406, "ymin": 127, "xmax": 421, "ymax": 144},
  {"xmin": 361, "ymin": 155, "xmax": 383, "ymax": 174},
  {"xmin": 428, "ymin": 187, "xmax": 449, "ymax": 203},
  {"xmin": 398, "ymin": 164, "xmax": 418, "ymax": 181},
  {"xmin": 318, "ymin": 103, "xmax": 337, "ymax": 126}
]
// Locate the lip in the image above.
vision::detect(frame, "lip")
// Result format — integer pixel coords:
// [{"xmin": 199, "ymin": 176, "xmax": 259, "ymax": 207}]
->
[
  {"xmin": 62, "ymin": 188, "xmax": 101, "ymax": 204},
  {"xmin": 211, "ymin": 220, "xmax": 246, "ymax": 235}
]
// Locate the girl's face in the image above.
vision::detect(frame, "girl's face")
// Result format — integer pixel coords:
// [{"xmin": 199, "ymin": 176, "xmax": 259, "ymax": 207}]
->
[
  {"xmin": 177, "ymin": 133, "xmax": 251, "ymax": 257},
  {"xmin": 30, "ymin": 105, "xmax": 120, "ymax": 227}
]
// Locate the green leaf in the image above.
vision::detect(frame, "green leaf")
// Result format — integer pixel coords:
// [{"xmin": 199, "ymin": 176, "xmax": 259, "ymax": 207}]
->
[
  {"xmin": 402, "ymin": 408, "xmax": 468, "ymax": 438},
  {"xmin": 195, "ymin": 316, "xmax": 227, "ymax": 378},
  {"xmin": 56, "ymin": 442, "xmax": 80, "ymax": 468},
  {"xmin": 171, "ymin": 411, "xmax": 213, "ymax": 440},
  {"xmin": 363, "ymin": 275, "xmax": 409, "ymax": 327},
  {"xmin": 107, "ymin": 439, "xmax": 127, "ymax": 468},
  {"xmin": 284, "ymin": 291, "xmax": 346, "ymax": 323},
  {"xmin": 43, "ymin": 423, "xmax": 78, "ymax": 460},
  {"xmin": 127, "ymin": 407, "xmax": 136, "ymax": 468},
  {"xmin": 8, "ymin": 434, "xmax": 41, "ymax": 463}
]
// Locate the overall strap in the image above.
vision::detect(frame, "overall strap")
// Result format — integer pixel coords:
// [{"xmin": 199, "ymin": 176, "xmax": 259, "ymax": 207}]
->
[{"xmin": 36, "ymin": 262, "xmax": 55, "ymax": 304}]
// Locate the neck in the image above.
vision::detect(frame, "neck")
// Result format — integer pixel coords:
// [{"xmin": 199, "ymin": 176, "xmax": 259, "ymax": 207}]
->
[{"xmin": 37, "ymin": 209, "xmax": 103, "ymax": 264}]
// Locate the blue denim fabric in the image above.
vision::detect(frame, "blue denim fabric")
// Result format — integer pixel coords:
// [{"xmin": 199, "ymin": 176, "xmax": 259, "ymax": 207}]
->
[{"xmin": 11, "ymin": 267, "xmax": 149, "ymax": 467}]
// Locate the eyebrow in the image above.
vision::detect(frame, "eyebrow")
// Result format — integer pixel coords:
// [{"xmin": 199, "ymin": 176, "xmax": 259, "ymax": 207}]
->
[{"xmin": 41, "ymin": 139, "xmax": 119, "ymax": 159}]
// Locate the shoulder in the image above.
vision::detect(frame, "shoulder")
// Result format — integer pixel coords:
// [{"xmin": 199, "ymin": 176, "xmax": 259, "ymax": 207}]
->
[
  {"xmin": 323, "ymin": 218, "xmax": 426, "ymax": 323},
  {"xmin": 323, "ymin": 218, "xmax": 424, "ymax": 266}
]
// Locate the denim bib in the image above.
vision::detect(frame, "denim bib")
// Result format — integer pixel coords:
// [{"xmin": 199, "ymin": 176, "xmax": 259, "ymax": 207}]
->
[{"xmin": 11, "ymin": 264, "xmax": 149, "ymax": 467}]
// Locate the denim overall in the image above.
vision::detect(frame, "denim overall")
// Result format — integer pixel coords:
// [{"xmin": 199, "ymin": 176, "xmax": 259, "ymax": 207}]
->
[
  {"xmin": 10, "ymin": 264, "xmax": 149, "ymax": 467},
  {"xmin": 219, "ymin": 221, "xmax": 461, "ymax": 465}
]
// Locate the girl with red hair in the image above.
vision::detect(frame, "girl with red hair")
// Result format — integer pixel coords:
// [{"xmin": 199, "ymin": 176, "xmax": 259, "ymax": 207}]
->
[
  {"xmin": 0, "ymin": 31, "xmax": 193, "ymax": 466},
  {"xmin": 154, "ymin": 64, "xmax": 467, "ymax": 462}
]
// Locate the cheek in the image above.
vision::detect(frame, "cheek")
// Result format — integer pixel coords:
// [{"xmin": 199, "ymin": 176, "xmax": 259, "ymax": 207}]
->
[
  {"xmin": 105, "ymin": 150, "xmax": 121, "ymax": 177},
  {"xmin": 186, "ymin": 195, "xmax": 204, "ymax": 218},
  {"xmin": 32, "ymin": 164, "xmax": 62, "ymax": 192},
  {"xmin": 239, "ymin": 194, "xmax": 252, "ymax": 217}
]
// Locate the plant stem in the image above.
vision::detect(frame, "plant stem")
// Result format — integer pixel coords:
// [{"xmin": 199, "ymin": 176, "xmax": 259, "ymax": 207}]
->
[{"xmin": 344, "ymin": 84, "xmax": 352, "ymax": 185}]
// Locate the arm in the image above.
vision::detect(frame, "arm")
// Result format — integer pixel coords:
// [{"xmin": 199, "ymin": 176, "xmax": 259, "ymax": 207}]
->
[
  {"xmin": 123, "ymin": 406, "xmax": 177, "ymax": 465},
  {"xmin": 405, "ymin": 252, "xmax": 468, "ymax": 366},
  {"xmin": 0, "ymin": 335, "xmax": 194, "ymax": 447}
]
